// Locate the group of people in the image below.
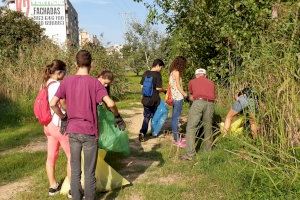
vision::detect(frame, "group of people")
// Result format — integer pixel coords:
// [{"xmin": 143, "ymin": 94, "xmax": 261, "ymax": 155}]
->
[
  {"xmin": 43, "ymin": 50, "xmax": 125, "ymax": 200},
  {"xmin": 138, "ymin": 57, "xmax": 258, "ymax": 161},
  {"xmin": 41, "ymin": 50, "xmax": 258, "ymax": 200}
]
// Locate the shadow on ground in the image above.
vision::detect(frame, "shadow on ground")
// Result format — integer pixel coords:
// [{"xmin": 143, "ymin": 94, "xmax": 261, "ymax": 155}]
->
[
  {"xmin": 97, "ymin": 137, "xmax": 165, "ymax": 199},
  {"xmin": 0, "ymin": 124, "xmax": 42, "ymax": 153}
]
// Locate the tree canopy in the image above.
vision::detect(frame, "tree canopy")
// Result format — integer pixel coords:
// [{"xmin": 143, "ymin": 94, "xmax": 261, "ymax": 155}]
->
[
  {"xmin": 122, "ymin": 20, "xmax": 166, "ymax": 75},
  {"xmin": 134, "ymin": 0, "xmax": 300, "ymax": 83},
  {"xmin": 0, "ymin": 8, "xmax": 44, "ymax": 59}
]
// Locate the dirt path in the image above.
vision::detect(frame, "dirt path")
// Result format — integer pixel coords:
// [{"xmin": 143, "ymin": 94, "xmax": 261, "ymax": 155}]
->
[
  {"xmin": 0, "ymin": 177, "xmax": 32, "ymax": 200},
  {"xmin": 0, "ymin": 138, "xmax": 46, "ymax": 156},
  {"xmin": 0, "ymin": 138, "xmax": 46, "ymax": 200},
  {"xmin": 118, "ymin": 105, "xmax": 176, "ymax": 185}
]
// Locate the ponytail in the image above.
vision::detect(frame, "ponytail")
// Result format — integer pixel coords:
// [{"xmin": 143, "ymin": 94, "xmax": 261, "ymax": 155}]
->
[
  {"xmin": 43, "ymin": 64, "xmax": 52, "ymax": 85},
  {"xmin": 42, "ymin": 59, "xmax": 66, "ymax": 86}
]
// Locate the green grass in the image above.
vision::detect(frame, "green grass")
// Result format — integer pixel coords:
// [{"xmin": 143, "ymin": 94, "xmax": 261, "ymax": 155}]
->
[
  {"xmin": 15, "ymin": 153, "xmax": 69, "ymax": 200},
  {"xmin": 126, "ymin": 72, "xmax": 142, "ymax": 92},
  {"xmin": 9, "ymin": 133, "xmax": 300, "ymax": 200},
  {"xmin": 0, "ymin": 151, "xmax": 45, "ymax": 186},
  {"xmin": 1, "ymin": 72, "xmax": 300, "ymax": 199},
  {"xmin": 0, "ymin": 123, "xmax": 42, "ymax": 152}
]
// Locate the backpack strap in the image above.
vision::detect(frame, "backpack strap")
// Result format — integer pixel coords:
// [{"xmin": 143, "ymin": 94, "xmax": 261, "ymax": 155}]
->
[
  {"xmin": 46, "ymin": 81, "xmax": 57, "ymax": 88},
  {"xmin": 46, "ymin": 80, "xmax": 61, "ymax": 110}
]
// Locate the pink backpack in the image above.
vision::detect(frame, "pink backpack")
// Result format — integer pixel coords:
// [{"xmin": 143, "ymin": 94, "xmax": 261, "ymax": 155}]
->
[{"xmin": 33, "ymin": 81, "xmax": 56, "ymax": 126}]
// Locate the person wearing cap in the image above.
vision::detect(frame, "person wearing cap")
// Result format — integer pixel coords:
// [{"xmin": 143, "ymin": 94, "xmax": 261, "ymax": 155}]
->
[{"xmin": 181, "ymin": 68, "xmax": 216, "ymax": 160}]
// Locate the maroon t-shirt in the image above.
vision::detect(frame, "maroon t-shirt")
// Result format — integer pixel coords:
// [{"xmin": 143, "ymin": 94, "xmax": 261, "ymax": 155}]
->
[
  {"xmin": 188, "ymin": 76, "xmax": 216, "ymax": 101},
  {"xmin": 55, "ymin": 75, "xmax": 108, "ymax": 136}
]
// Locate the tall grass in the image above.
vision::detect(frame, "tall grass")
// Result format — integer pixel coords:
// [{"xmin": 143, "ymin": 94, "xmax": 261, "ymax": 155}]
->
[
  {"xmin": 0, "ymin": 40, "xmax": 128, "ymax": 128},
  {"xmin": 220, "ymin": 3, "xmax": 300, "ymax": 194}
]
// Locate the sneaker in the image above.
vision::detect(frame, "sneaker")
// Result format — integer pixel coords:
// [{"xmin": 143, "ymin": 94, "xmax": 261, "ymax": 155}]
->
[
  {"xmin": 68, "ymin": 190, "xmax": 72, "ymax": 199},
  {"xmin": 177, "ymin": 141, "xmax": 186, "ymax": 148},
  {"xmin": 173, "ymin": 141, "xmax": 186, "ymax": 148},
  {"xmin": 48, "ymin": 183, "xmax": 60, "ymax": 196},
  {"xmin": 139, "ymin": 133, "xmax": 145, "ymax": 142}
]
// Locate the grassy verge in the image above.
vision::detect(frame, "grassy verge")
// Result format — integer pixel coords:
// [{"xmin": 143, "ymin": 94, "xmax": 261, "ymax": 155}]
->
[
  {"xmin": 0, "ymin": 121, "xmax": 46, "ymax": 187},
  {"xmin": 0, "ymin": 123, "xmax": 42, "ymax": 152},
  {"xmin": 2, "ymin": 72, "xmax": 300, "ymax": 199},
  {"xmin": 11, "ymin": 134, "xmax": 300, "ymax": 199},
  {"xmin": 0, "ymin": 151, "xmax": 45, "ymax": 186}
]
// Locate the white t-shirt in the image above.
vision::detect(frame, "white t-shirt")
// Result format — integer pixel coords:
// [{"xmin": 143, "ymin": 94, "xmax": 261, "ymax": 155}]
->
[
  {"xmin": 47, "ymin": 79, "xmax": 65, "ymax": 127},
  {"xmin": 169, "ymin": 72, "xmax": 184, "ymax": 101}
]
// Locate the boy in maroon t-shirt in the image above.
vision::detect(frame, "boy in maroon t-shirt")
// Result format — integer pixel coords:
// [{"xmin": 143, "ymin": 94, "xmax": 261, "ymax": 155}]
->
[{"xmin": 50, "ymin": 50, "xmax": 125, "ymax": 200}]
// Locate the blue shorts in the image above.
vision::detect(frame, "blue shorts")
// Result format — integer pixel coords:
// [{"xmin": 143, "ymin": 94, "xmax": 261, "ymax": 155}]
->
[{"xmin": 232, "ymin": 95, "xmax": 256, "ymax": 114}]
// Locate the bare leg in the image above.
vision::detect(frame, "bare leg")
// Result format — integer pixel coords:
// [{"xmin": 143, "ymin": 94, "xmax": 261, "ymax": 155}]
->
[
  {"xmin": 224, "ymin": 109, "xmax": 239, "ymax": 134},
  {"xmin": 46, "ymin": 164, "xmax": 57, "ymax": 187},
  {"xmin": 67, "ymin": 160, "xmax": 71, "ymax": 183},
  {"xmin": 60, "ymin": 134, "xmax": 71, "ymax": 182},
  {"xmin": 249, "ymin": 113, "xmax": 258, "ymax": 139},
  {"xmin": 46, "ymin": 136, "xmax": 60, "ymax": 187}
]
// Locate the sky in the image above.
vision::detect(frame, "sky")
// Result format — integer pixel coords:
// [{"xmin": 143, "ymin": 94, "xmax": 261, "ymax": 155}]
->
[
  {"xmin": 0, "ymin": 0, "xmax": 165, "ymax": 46},
  {"xmin": 70, "ymin": 0, "xmax": 160, "ymax": 46}
]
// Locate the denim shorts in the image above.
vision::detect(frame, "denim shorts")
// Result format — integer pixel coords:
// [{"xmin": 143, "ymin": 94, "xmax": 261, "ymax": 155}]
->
[{"xmin": 232, "ymin": 95, "xmax": 256, "ymax": 114}]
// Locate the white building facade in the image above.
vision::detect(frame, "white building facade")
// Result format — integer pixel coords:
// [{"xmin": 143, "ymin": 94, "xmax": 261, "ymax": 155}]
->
[{"xmin": 5, "ymin": 0, "xmax": 79, "ymax": 46}]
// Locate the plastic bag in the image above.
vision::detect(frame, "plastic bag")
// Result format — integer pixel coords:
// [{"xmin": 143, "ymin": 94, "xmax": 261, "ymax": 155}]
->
[
  {"xmin": 98, "ymin": 105, "xmax": 130, "ymax": 156},
  {"xmin": 151, "ymin": 100, "xmax": 168, "ymax": 136},
  {"xmin": 60, "ymin": 149, "xmax": 130, "ymax": 194},
  {"xmin": 219, "ymin": 116, "xmax": 245, "ymax": 136}
]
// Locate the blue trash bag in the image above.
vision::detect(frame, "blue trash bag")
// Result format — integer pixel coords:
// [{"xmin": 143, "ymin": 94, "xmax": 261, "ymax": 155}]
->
[
  {"xmin": 151, "ymin": 100, "xmax": 168, "ymax": 136},
  {"xmin": 98, "ymin": 105, "xmax": 130, "ymax": 156}
]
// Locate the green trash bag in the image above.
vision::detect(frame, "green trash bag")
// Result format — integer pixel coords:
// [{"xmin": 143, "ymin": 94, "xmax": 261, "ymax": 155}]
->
[{"xmin": 98, "ymin": 105, "xmax": 130, "ymax": 156}]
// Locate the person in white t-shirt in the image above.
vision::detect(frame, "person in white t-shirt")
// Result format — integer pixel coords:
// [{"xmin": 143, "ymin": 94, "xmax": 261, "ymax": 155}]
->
[
  {"xmin": 43, "ymin": 60, "xmax": 70, "ymax": 196},
  {"xmin": 168, "ymin": 56, "xmax": 188, "ymax": 147}
]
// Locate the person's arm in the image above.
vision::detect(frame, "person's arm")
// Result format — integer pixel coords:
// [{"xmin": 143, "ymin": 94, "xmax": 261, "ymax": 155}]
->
[
  {"xmin": 156, "ymin": 73, "xmax": 166, "ymax": 93},
  {"xmin": 157, "ymin": 88, "xmax": 167, "ymax": 93},
  {"xmin": 173, "ymin": 71, "xmax": 187, "ymax": 97},
  {"xmin": 60, "ymin": 99, "xmax": 67, "ymax": 111},
  {"xmin": 50, "ymin": 81, "xmax": 66, "ymax": 119},
  {"xmin": 50, "ymin": 96, "xmax": 66, "ymax": 119},
  {"xmin": 214, "ymin": 84, "xmax": 218, "ymax": 101},
  {"xmin": 102, "ymin": 95, "xmax": 119, "ymax": 116},
  {"xmin": 102, "ymin": 95, "xmax": 126, "ymax": 130},
  {"xmin": 188, "ymin": 81, "xmax": 194, "ymax": 101}
]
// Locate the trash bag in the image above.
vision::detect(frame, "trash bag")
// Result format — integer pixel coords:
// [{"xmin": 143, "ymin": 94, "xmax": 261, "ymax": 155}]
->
[
  {"xmin": 98, "ymin": 105, "xmax": 130, "ymax": 156},
  {"xmin": 219, "ymin": 116, "xmax": 245, "ymax": 136},
  {"xmin": 60, "ymin": 149, "xmax": 130, "ymax": 195},
  {"xmin": 151, "ymin": 100, "xmax": 168, "ymax": 136}
]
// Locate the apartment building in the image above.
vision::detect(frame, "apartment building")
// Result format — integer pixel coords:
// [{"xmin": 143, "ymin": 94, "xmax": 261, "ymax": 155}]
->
[
  {"xmin": 5, "ymin": 0, "xmax": 79, "ymax": 46},
  {"xmin": 79, "ymin": 29, "xmax": 101, "ymax": 47}
]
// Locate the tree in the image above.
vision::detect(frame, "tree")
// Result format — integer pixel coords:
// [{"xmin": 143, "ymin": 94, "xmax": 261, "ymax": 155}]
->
[
  {"xmin": 134, "ymin": 0, "xmax": 277, "ymax": 83},
  {"xmin": 0, "ymin": 8, "xmax": 44, "ymax": 59},
  {"xmin": 121, "ymin": 20, "xmax": 164, "ymax": 76},
  {"xmin": 134, "ymin": 0, "xmax": 300, "ymax": 150}
]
